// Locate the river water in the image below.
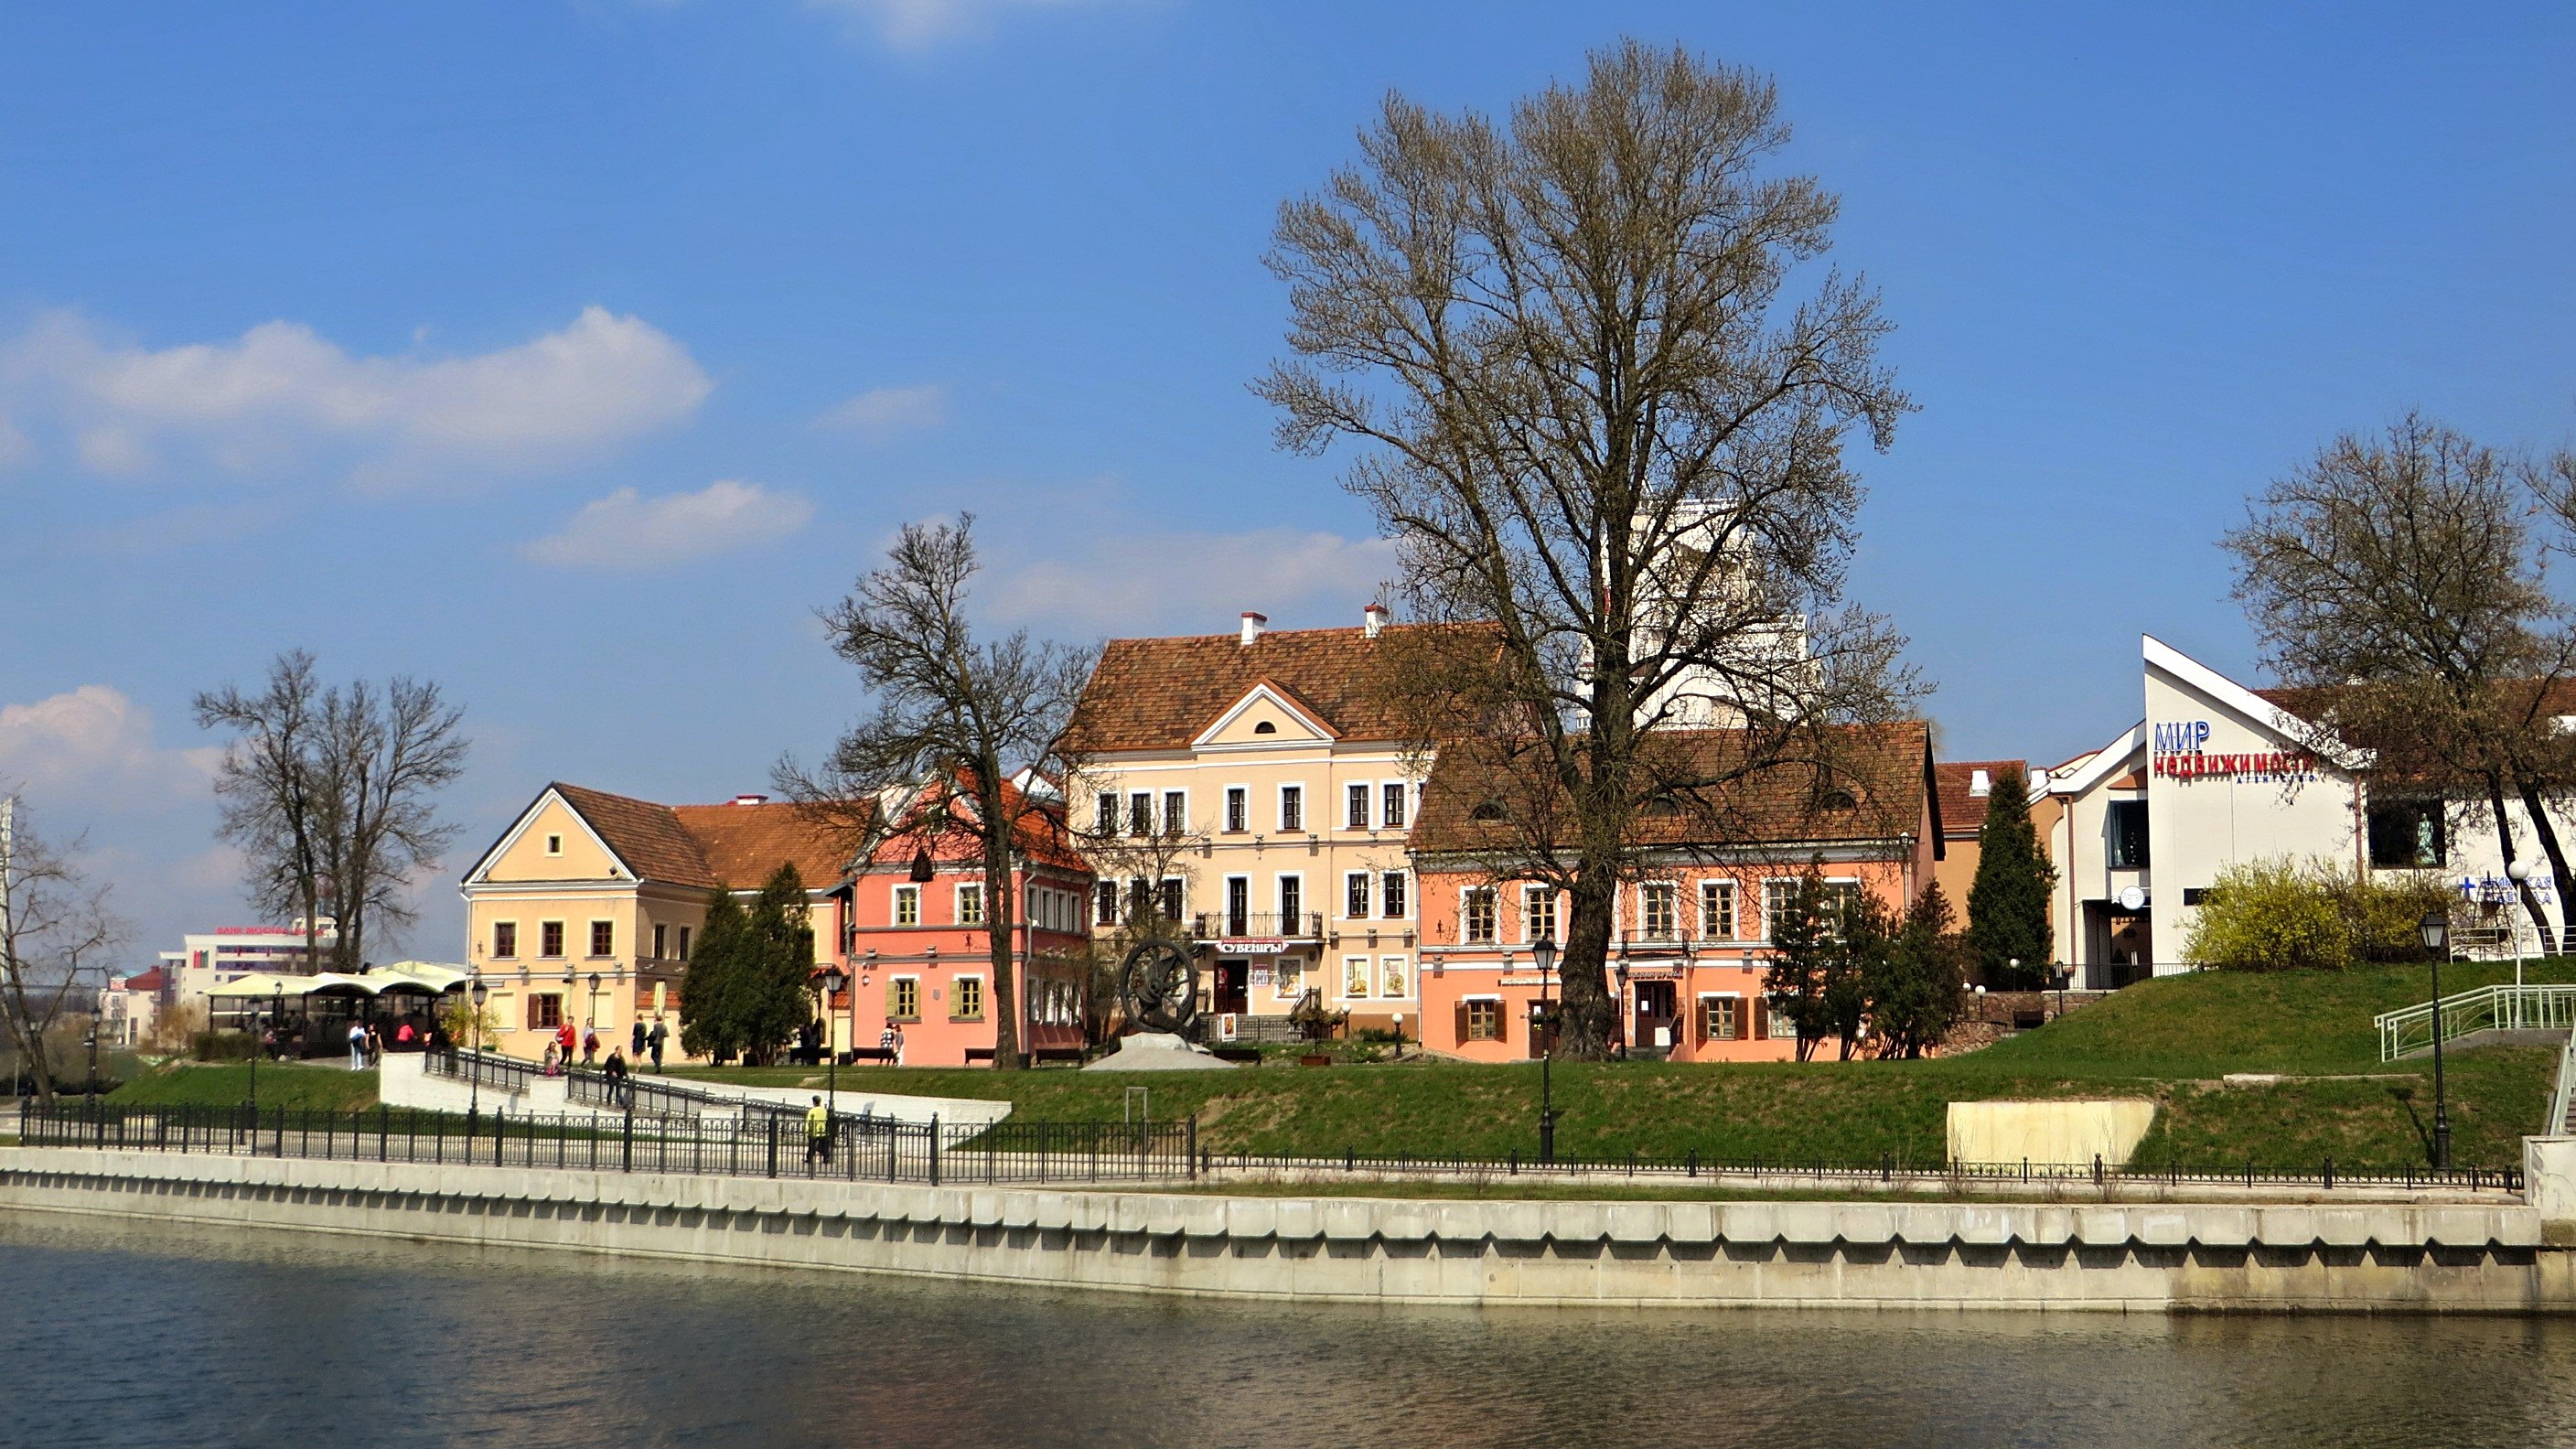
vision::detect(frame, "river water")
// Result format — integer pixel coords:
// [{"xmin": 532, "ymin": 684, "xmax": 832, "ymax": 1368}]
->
[{"xmin": 7, "ymin": 1213, "xmax": 2575, "ymax": 1449}]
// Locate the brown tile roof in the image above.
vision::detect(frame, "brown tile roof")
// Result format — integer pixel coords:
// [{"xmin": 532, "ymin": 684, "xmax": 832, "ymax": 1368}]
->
[
  {"xmin": 1933, "ymin": 759, "xmax": 2027, "ymax": 840},
  {"xmin": 551, "ymin": 783, "xmax": 858, "ymax": 892},
  {"xmin": 858, "ymin": 778, "xmax": 1090, "ymax": 875},
  {"xmin": 1066, "ymin": 624, "xmax": 1465, "ymax": 754},
  {"xmin": 1412, "ymin": 721, "xmax": 1935, "ymax": 856}
]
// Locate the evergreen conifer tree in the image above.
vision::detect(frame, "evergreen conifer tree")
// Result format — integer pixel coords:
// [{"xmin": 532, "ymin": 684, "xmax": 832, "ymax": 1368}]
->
[
  {"xmin": 737, "ymin": 864, "xmax": 815, "ymax": 1067},
  {"xmin": 1966, "ymin": 768, "xmax": 2056, "ymax": 989},
  {"xmin": 680, "ymin": 887, "xmax": 748, "ymax": 1063},
  {"xmin": 1761, "ymin": 867, "xmax": 1834, "ymax": 1062},
  {"xmin": 1865, "ymin": 881, "xmax": 1968, "ymax": 1058}
]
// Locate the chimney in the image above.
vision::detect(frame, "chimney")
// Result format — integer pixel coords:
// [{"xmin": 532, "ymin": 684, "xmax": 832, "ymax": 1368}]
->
[
  {"xmin": 733, "ymin": 793, "xmax": 769, "ymax": 806},
  {"xmin": 1969, "ymin": 769, "xmax": 1991, "ymax": 799},
  {"xmin": 1363, "ymin": 603, "xmax": 1388, "ymax": 639},
  {"xmin": 1240, "ymin": 611, "xmax": 1268, "ymax": 647}
]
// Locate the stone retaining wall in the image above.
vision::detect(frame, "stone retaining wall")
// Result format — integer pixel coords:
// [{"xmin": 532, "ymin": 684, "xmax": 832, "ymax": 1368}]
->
[{"xmin": 5, "ymin": 1147, "xmax": 2572, "ymax": 1313}]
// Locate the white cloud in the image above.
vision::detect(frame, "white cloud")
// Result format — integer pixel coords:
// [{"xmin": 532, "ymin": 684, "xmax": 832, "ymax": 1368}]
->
[
  {"xmin": 993, "ymin": 527, "xmax": 1399, "ymax": 635},
  {"xmin": 816, "ymin": 382, "xmax": 948, "ymax": 442},
  {"xmin": 802, "ymin": 0, "xmax": 1140, "ymax": 48},
  {"xmin": 0, "ymin": 685, "xmax": 220, "ymax": 813},
  {"xmin": 522, "ymin": 479, "xmax": 816, "ymax": 569},
  {"xmin": 3, "ymin": 306, "xmax": 712, "ymax": 488}
]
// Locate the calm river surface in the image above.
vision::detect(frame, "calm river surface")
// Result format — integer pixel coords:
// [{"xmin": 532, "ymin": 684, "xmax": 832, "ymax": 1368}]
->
[{"xmin": 8, "ymin": 1212, "xmax": 2576, "ymax": 1449}]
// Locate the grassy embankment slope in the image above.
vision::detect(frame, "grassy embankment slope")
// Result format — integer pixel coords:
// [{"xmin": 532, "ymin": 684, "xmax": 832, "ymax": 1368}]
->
[
  {"xmin": 108, "ymin": 1062, "xmax": 381, "ymax": 1111},
  {"xmin": 673, "ymin": 961, "xmax": 2571, "ymax": 1170}
]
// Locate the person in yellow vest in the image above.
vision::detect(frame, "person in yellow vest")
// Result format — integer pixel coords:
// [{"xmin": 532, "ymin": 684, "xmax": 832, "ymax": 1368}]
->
[{"xmin": 805, "ymin": 1095, "xmax": 832, "ymax": 1166}]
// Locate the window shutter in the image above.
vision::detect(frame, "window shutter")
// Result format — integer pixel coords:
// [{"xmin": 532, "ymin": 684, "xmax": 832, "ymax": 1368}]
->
[
  {"xmin": 1454, "ymin": 1000, "xmax": 1470, "ymax": 1047},
  {"xmin": 1750, "ymin": 997, "xmax": 1766, "ymax": 1039},
  {"xmin": 886, "ymin": 980, "xmax": 901, "ymax": 1018}
]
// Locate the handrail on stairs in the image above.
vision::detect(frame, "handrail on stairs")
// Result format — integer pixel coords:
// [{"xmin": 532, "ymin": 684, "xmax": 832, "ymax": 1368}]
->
[{"xmin": 2374, "ymin": 982, "xmax": 2576, "ymax": 1063}]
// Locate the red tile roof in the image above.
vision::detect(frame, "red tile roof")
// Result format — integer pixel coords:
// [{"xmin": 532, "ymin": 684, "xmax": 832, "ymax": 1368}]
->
[
  {"xmin": 1932, "ymin": 759, "xmax": 2027, "ymax": 840},
  {"xmin": 550, "ymin": 784, "xmax": 859, "ymax": 892},
  {"xmin": 1067, "ymin": 623, "xmax": 1475, "ymax": 753},
  {"xmin": 1413, "ymin": 722, "xmax": 1935, "ymax": 856}
]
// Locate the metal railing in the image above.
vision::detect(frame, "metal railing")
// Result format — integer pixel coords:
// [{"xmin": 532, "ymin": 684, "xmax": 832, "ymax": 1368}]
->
[
  {"xmin": 427, "ymin": 1046, "xmax": 537, "ymax": 1095},
  {"xmin": 18, "ymin": 1100, "xmax": 1198, "ymax": 1186},
  {"xmin": 1194, "ymin": 911, "xmax": 1324, "ymax": 941},
  {"xmin": 423, "ymin": 1046, "xmax": 805, "ymax": 1123},
  {"xmin": 2551, "ymin": 1031, "xmax": 2576, "ymax": 1139},
  {"xmin": 2373, "ymin": 983, "xmax": 2576, "ymax": 1062}
]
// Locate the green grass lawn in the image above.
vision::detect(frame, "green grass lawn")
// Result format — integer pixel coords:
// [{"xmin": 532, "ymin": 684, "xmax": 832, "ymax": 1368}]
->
[
  {"xmin": 106, "ymin": 1060, "xmax": 381, "ymax": 1112},
  {"xmin": 664, "ymin": 961, "xmax": 2568, "ymax": 1172}
]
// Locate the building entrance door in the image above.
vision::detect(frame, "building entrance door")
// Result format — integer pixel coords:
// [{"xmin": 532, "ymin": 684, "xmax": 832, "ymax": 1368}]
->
[
  {"xmin": 1212, "ymin": 957, "xmax": 1250, "ymax": 1015},
  {"xmin": 1633, "ymin": 981, "xmax": 1679, "ymax": 1056}
]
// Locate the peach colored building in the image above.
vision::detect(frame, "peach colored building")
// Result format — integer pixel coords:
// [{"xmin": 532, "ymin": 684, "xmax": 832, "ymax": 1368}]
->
[
  {"xmin": 458, "ymin": 784, "xmax": 853, "ymax": 1062},
  {"xmin": 1066, "ymin": 608, "xmax": 1435, "ymax": 1036},
  {"xmin": 1930, "ymin": 758, "xmax": 2028, "ymax": 907},
  {"xmin": 835, "ymin": 780, "xmax": 1093, "ymax": 1068},
  {"xmin": 1411, "ymin": 722, "xmax": 1942, "ymax": 1063}
]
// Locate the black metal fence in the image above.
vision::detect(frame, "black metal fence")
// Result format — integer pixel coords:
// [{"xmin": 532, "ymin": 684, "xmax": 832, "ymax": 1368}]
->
[{"xmin": 17, "ymin": 1099, "xmax": 1198, "ymax": 1186}]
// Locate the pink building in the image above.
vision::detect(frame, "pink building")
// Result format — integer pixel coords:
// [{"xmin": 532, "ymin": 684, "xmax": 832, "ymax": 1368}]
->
[
  {"xmin": 1411, "ymin": 722, "xmax": 1941, "ymax": 1063},
  {"xmin": 836, "ymin": 779, "xmax": 1095, "ymax": 1068}
]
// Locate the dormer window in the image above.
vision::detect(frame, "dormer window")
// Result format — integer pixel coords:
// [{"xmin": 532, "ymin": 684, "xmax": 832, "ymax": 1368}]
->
[
  {"xmin": 1823, "ymin": 789, "xmax": 1858, "ymax": 810},
  {"xmin": 1470, "ymin": 799, "xmax": 1508, "ymax": 822}
]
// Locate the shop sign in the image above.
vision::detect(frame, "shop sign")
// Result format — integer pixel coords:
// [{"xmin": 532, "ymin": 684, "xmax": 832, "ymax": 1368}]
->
[
  {"xmin": 2459, "ymin": 874, "xmax": 2558, "ymax": 906},
  {"xmin": 2151, "ymin": 719, "xmax": 2318, "ymax": 783},
  {"xmin": 1217, "ymin": 938, "xmax": 1287, "ymax": 955}
]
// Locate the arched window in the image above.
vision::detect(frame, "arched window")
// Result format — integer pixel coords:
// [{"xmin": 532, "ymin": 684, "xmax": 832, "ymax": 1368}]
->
[{"xmin": 1253, "ymin": 720, "xmax": 1277, "ymax": 735}]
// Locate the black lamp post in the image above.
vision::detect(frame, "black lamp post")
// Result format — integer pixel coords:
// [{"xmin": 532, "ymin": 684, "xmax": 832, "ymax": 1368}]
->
[
  {"xmin": 816, "ymin": 965, "xmax": 848, "ymax": 1130},
  {"xmin": 247, "ymin": 1009, "xmax": 263, "ymax": 1117},
  {"xmin": 1532, "ymin": 935, "xmax": 1558, "ymax": 1165},
  {"xmin": 2419, "ymin": 909, "xmax": 2452, "ymax": 1170},
  {"xmin": 468, "ymin": 975, "xmax": 490, "ymax": 1121}
]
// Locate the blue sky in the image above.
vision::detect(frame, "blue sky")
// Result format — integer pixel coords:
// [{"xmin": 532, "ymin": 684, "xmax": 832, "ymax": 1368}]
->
[{"xmin": 3, "ymin": 1, "xmax": 2571, "ymax": 963}]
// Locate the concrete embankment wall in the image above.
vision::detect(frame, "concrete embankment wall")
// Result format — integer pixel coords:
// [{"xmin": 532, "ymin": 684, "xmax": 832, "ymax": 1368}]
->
[
  {"xmin": 375, "ymin": 1055, "xmax": 1011, "ymax": 1129},
  {"xmin": 5, "ymin": 1147, "xmax": 2572, "ymax": 1313}
]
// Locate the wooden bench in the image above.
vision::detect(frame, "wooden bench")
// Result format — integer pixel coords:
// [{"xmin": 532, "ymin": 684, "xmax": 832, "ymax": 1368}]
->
[
  {"xmin": 843, "ymin": 1047, "xmax": 896, "ymax": 1066},
  {"xmin": 1209, "ymin": 1046, "xmax": 1263, "ymax": 1065}
]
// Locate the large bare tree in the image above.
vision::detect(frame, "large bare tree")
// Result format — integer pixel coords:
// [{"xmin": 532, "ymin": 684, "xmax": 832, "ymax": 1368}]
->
[
  {"xmin": 782, "ymin": 516, "xmax": 1096, "ymax": 1069},
  {"xmin": 2226, "ymin": 414, "xmax": 2576, "ymax": 950},
  {"xmin": 196, "ymin": 652, "xmax": 468, "ymax": 971},
  {"xmin": 0, "ymin": 798, "xmax": 123, "ymax": 1105},
  {"xmin": 1257, "ymin": 42, "xmax": 1918, "ymax": 1057}
]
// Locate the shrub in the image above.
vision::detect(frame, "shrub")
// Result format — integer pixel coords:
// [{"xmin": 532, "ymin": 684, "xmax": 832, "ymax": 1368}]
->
[{"xmin": 2184, "ymin": 857, "xmax": 2444, "ymax": 971}]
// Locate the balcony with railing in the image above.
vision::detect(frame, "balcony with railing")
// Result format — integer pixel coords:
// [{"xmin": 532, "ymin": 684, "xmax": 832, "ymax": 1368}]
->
[{"xmin": 1195, "ymin": 911, "xmax": 1325, "ymax": 942}]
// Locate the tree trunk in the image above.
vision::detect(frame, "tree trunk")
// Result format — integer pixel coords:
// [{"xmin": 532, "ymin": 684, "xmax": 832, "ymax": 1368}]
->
[
  {"xmin": 1557, "ymin": 867, "xmax": 1618, "ymax": 1060},
  {"xmin": 2486, "ymin": 776, "xmax": 2559, "ymax": 954},
  {"xmin": 980, "ymin": 772, "xmax": 1022, "ymax": 1071},
  {"xmin": 2515, "ymin": 778, "xmax": 2576, "ymax": 953}
]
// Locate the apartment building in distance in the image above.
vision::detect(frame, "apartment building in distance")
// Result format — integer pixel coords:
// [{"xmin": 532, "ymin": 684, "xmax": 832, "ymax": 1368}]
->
[
  {"xmin": 162, "ymin": 922, "xmax": 338, "ymax": 1014},
  {"xmin": 1067, "ymin": 607, "xmax": 1433, "ymax": 1035}
]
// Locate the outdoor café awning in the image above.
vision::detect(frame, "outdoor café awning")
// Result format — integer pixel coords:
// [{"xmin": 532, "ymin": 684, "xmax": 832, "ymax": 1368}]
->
[{"xmin": 205, "ymin": 965, "xmax": 468, "ymax": 1001}]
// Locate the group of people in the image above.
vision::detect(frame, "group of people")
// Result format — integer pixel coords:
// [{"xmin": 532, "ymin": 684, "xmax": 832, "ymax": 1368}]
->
[{"xmin": 534, "ymin": 1016, "xmax": 671, "ymax": 1102}]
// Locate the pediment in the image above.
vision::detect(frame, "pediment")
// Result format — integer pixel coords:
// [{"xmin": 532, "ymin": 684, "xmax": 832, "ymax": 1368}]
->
[{"xmin": 1193, "ymin": 681, "xmax": 1339, "ymax": 748}]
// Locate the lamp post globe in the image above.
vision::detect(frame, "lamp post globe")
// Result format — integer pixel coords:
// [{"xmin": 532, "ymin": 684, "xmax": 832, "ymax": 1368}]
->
[
  {"xmin": 2419, "ymin": 910, "xmax": 2452, "ymax": 1171},
  {"xmin": 467, "ymin": 976, "xmax": 490, "ymax": 1119}
]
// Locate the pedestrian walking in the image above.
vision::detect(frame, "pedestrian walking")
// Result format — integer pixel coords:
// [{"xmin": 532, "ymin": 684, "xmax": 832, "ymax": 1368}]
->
[
  {"xmin": 542, "ymin": 1040, "xmax": 562, "ymax": 1077},
  {"xmin": 582, "ymin": 1025, "xmax": 599, "ymax": 1067},
  {"xmin": 365, "ymin": 1023, "xmax": 384, "ymax": 1067},
  {"xmin": 630, "ymin": 1019, "xmax": 647, "ymax": 1058},
  {"xmin": 604, "ymin": 1048, "xmax": 630, "ymax": 1108},
  {"xmin": 889, "ymin": 1023, "xmax": 905, "ymax": 1067},
  {"xmin": 805, "ymin": 1095, "xmax": 832, "ymax": 1167},
  {"xmin": 648, "ymin": 1015, "xmax": 668, "ymax": 1071},
  {"xmin": 347, "ymin": 1021, "xmax": 367, "ymax": 1070},
  {"xmin": 554, "ymin": 1019, "xmax": 577, "ymax": 1068}
]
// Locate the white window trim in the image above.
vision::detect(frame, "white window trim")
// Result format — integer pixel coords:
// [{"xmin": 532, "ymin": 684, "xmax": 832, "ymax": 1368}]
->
[
  {"xmin": 893, "ymin": 885, "xmax": 922, "ymax": 928},
  {"xmin": 1125, "ymin": 789, "xmax": 1153, "ymax": 837},
  {"xmin": 1275, "ymin": 870, "xmax": 1304, "ymax": 927},
  {"xmin": 1158, "ymin": 875, "xmax": 1187, "ymax": 923},
  {"xmin": 1379, "ymin": 868, "xmax": 1410, "ymax": 920},
  {"xmin": 1276, "ymin": 781, "xmax": 1308, "ymax": 834},
  {"xmin": 1520, "ymin": 886, "xmax": 1555, "ymax": 945},
  {"xmin": 1700, "ymin": 880, "xmax": 1738, "ymax": 941},
  {"xmin": 1160, "ymin": 788, "xmax": 1189, "ymax": 835},
  {"xmin": 1758, "ymin": 878, "xmax": 1798, "ymax": 942},
  {"xmin": 951, "ymin": 972, "xmax": 986, "ymax": 1020},
  {"xmin": 1093, "ymin": 790, "xmax": 1119, "ymax": 837},
  {"xmin": 1343, "ymin": 870, "xmax": 1370, "ymax": 920},
  {"xmin": 1344, "ymin": 778, "xmax": 1375, "ymax": 832},
  {"xmin": 539, "ymin": 919, "xmax": 566, "ymax": 959},
  {"xmin": 544, "ymin": 834, "xmax": 564, "ymax": 856},
  {"xmin": 955, "ymin": 880, "xmax": 987, "ymax": 926},
  {"xmin": 1341, "ymin": 953, "xmax": 1372, "ymax": 999},
  {"xmin": 1381, "ymin": 779, "xmax": 1411, "ymax": 832},
  {"xmin": 1379, "ymin": 954, "xmax": 1410, "ymax": 999},
  {"xmin": 1462, "ymin": 886, "xmax": 1498, "ymax": 944},
  {"xmin": 1221, "ymin": 874, "xmax": 1251, "ymax": 933},
  {"xmin": 888, "ymin": 974, "xmax": 923, "ymax": 1021},
  {"xmin": 1223, "ymin": 783, "xmax": 1251, "ymax": 834}
]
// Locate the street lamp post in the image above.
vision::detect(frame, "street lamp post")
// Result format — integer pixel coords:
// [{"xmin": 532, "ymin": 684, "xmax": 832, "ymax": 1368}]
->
[
  {"xmin": 2420, "ymin": 909, "xmax": 2452, "ymax": 1171},
  {"xmin": 816, "ymin": 965, "xmax": 848, "ymax": 1132},
  {"xmin": 1532, "ymin": 935, "xmax": 1558, "ymax": 1165},
  {"xmin": 2508, "ymin": 858, "xmax": 2534, "ymax": 994},
  {"xmin": 467, "ymin": 975, "xmax": 490, "ymax": 1122},
  {"xmin": 247, "ymin": 1009, "xmax": 263, "ymax": 1117}
]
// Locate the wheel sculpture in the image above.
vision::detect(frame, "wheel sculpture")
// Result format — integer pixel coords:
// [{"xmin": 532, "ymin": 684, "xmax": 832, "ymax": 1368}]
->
[{"xmin": 1118, "ymin": 937, "xmax": 1200, "ymax": 1037}]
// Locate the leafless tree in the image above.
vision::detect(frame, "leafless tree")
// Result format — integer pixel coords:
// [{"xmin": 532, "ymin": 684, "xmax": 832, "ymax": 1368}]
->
[
  {"xmin": 1257, "ymin": 41, "xmax": 1919, "ymax": 1056},
  {"xmin": 2226, "ymin": 414, "xmax": 2576, "ymax": 950},
  {"xmin": 781, "ymin": 516, "xmax": 1097, "ymax": 1069},
  {"xmin": 0, "ymin": 798, "xmax": 123, "ymax": 1104},
  {"xmin": 196, "ymin": 653, "xmax": 467, "ymax": 972},
  {"xmin": 1060, "ymin": 795, "xmax": 1209, "ymax": 1042}
]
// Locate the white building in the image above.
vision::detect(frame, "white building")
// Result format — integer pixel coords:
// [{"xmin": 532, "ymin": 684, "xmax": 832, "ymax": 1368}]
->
[
  {"xmin": 2038, "ymin": 636, "xmax": 2560, "ymax": 987},
  {"xmin": 162, "ymin": 922, "xmax": 338, "ymax": 1011}
]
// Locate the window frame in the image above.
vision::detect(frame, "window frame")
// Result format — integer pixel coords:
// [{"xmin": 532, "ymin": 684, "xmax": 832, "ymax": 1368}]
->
[
  {"xmin": 1380, "ymin": 870, "xmax": 1408, "ymax": 920},
  {"xmin": 1345, "ymin": 871, "xmax": 1370, "ymax": 920},
  {"xmin": 1462, "ymin": 886, "xmax": 1497, "ymax": 944},
  {"xmin": 1638, "ymin": 883, "xmax": 1678, "ymax": 940},
  {"xmin": 1465, "ymin": 998, "xmax": 1502, "ymax": 1042},
  {"xmin": 492, "ymin": 920, "xmax": 519, "ymax": 960},
  {"xmin": 1378, "ymin": 954, "xmax": 1409, "ymax": 999},
  {"xmin": 956, "ymin": 881, "xmax": 985, "ymax": 928},
  {"xmin": 1700, "ymin": 881, "xmax": 1736, "ymax": 941},
  {"xmin": 889, "ymin": 975, "xmax": 921, "ymax": 1024},
  {"xmin": 951, "ymin": 973, "xmax": 985, "ymax": 1022},
  {"xmin": 1162, "ymin": 789, "xmax": 1188, "ymax": 835},
  {"xmin": 1699, "ymin": 993, "xmax": 1741, "ymax": 1042},
  {"xmin": 2107, "ymin": 797, "xmax": 2151, "ymax": 870},
  {"xmin": 588, "ymin": 919, "xmax": 615, "ymax": 958},
  {"xmin": 530, "ymin": 993, "xmax": 564, "ymax": 1030},
  {"xmin": 1094, "ymin": 791, "xmax": 1118, "ymax": 837},
  {"xmin": 1224, "ymin": 786, "xmax": 1249, "ymax": 833},
  {"xmin": 540, "ymin": 920, "xmax": 565, "ymax": 960},
  {"xmin": 676, "ymin": 926, "xmax": 692, "ymax": 962},
  {"xmin": 1277, "ymin": 872, "xmax": 1304, "ymax": 933},
  {"xmin": 1277, "ymin": 783, "xmax": 1305, "ymax": 833},
  {"xmin": 1346, "ymin": 781, "xmax": 1371, "ymax": 831},
  {"xmin": 894, "ymin": 885, "xmax": 921, "ymax": 928},
  {"xmin": 1342, "ymin": 954, "xmax": 1371, "ymax": 999},
  {"xmin": 1521, "ymin": 886, "xmax": 1556, "ymax": 944},
  {"xmin": 1127, "ymin": 790, "xmax": 1153, "ymax": 837},
  {"xmin": 1382, "ymin": 781, "xmax": 1408, "ymax": 831}
]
